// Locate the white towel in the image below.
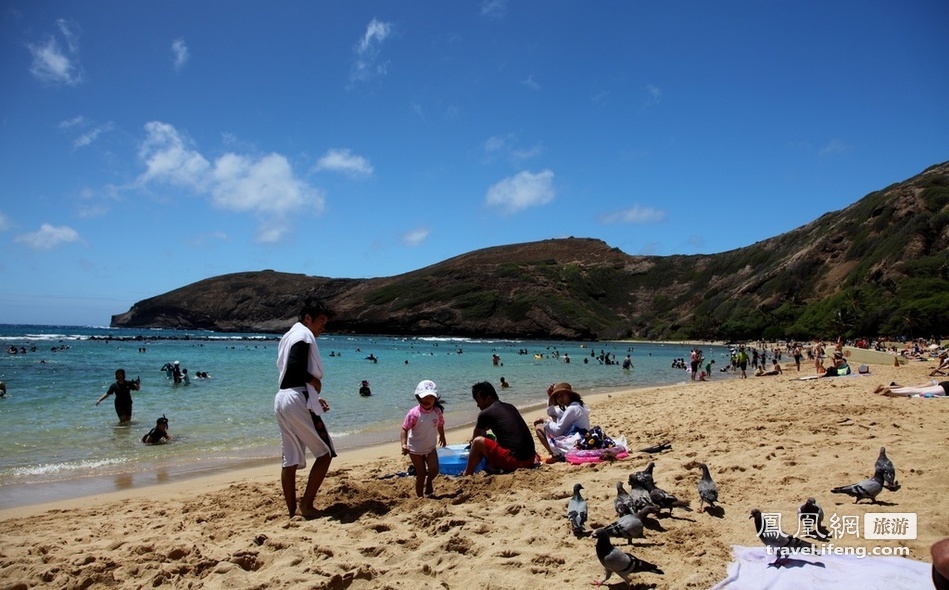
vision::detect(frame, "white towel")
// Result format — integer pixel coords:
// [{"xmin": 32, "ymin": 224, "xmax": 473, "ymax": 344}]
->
[
  {"xmin": 276, "ymin": 321, "xmax": 325, "ymax": 415},
  {"xmin": 711, "ymin": 546, "xmax": 931, "ymax": 590}
]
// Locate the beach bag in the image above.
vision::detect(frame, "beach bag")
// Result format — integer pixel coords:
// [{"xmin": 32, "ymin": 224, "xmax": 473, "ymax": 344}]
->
[{"xmin": 576, "ymin": 426, "xmax": 615, "ymax": 450}]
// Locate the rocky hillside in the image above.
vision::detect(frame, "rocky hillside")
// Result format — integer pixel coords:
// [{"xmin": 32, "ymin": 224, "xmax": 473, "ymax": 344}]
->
[{"xmin": 111, "ymin": 162, "xmax": 949, "ymax": 340}]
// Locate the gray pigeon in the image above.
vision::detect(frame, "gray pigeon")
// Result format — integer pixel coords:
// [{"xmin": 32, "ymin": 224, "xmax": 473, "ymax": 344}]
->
[
  {"xmin": 697, "ymin": 463, "xmax": 719, "ymax": 512},
  {"xmin": 875, "ymin": 447, "xmax": 900, "ymax": 491},
  {"xmin": 625, "ymin": 476, "xmax": 659, "ymax": 514},
  {"xmin": 797, "ymin": 497, "xmax": 829, "ymax": 540},
  {"xmin": 593, "ymin": 529, "xmax": 663, "ymax": 587},
  {"xmin": 566, "ymin": 483, "xmax": 588, "ymax": 537},
  {"xmin": 594, "ymin": 506, "xmax": 659, "ymax": 545},
  {"xmin": 831, "ymin": 467, "xmax": 885, "ymax": 503},
  {"xmin": 630, "ymin": 461, "xmax": 657, "ymax": 487},
  {"xmin": 613, "ymin": 481, "xmax": 631, "ymax": 516},
  {"xmin": 749, "ymin": 508, "xmax": 814, "ymax": 566},
  {"xmin": 613, "ymin": 481, "xmax": 652, "ymax": 516},
  {"xmin": 631, "ymin": 470, "xmax": 689, "ymax": 514}
]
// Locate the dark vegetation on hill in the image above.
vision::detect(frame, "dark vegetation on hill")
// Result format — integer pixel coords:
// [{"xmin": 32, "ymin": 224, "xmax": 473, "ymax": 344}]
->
[{"xmin": 111, "ymin": 162, "xmax": 949, "ymax": 341}]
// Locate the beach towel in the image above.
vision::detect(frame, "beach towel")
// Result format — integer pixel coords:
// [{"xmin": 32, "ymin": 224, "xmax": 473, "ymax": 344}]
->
[
  {"xmin": 276, "ymin": 321, "xmax": 325, "ymax": 415},
  {"xmin": 564, "ymin": 446, "xmax": 629, "ymax": 464},
  {"xmin": 710, "ymin": 546, "xmax": 931, "ymax": 590}
]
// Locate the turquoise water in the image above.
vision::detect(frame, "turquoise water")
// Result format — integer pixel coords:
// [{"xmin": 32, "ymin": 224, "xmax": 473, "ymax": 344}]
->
[{"xmin": 0, "ymin": 325, "xmax": 734, "ymax": 507}]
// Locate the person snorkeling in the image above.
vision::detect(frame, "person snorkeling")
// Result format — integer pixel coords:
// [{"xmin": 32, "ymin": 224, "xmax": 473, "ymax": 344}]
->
[{"xmin": 142, "ymin": 415, "xmax": 171, "ymax": 444}]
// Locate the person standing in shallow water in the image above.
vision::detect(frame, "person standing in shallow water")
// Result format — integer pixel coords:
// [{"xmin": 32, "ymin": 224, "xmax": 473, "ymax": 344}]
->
[
  {"xmin": 274, "ymin": 297, "xmax": 337, "ymax": 519},
  {"xmin": 95, "ymin": 369, "xmax": 139, "ymax": 424}
]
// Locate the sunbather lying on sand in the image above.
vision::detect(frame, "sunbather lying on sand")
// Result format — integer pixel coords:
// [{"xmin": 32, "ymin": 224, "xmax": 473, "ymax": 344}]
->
[{"xmin": 875, "ymin": 380, "xmax": 948, "ymax": 397}]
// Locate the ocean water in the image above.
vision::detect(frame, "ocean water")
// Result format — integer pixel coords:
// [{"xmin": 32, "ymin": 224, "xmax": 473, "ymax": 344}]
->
[{"xmin": 0, "ymin": 324, "xmax": 734, "ymax": 508}]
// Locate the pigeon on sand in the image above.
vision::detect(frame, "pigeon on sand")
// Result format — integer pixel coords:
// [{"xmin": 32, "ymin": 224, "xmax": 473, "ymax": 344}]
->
[
  {"xmin": 797, "ymin": 497, "xmax": 830, "ymax": 540},
  {"xmin": 630, "ymin": 466, "xmax": 689, "ymax": 514},
  {"xmin": 624, "ymin": 476, "xmax": 659, "ymax": 514},
  {"xmin": 629, "ymin": 461, "xmax": 657, "ymax": 487},
  {"xmin": 875, "ymin": 447, "xmax": 900, "ymax": 491},
  {"xmin": 567, "ymin": 483, "xmax": 588, "ymax": 537},
  {"xmin": 749, "ymin": 508, "xmax": 814, "ymax": 566},
  {"xmin": 613, "ymin": 481, "xmax": 638, "ymax": 516},
  {"xmin": 697, "ymin": 463, "xmax": 719, "ymax": 512},
  {"xmin": 592, "ymin": 529, "xmax": 663, "ymax": 588},
  {"xmin": 831, "ymin": 467, "xmax": 885, "ymax": 503},
  {"xmin": 594, "ymin": 506, "xmax": 659, "ymax": 545}
]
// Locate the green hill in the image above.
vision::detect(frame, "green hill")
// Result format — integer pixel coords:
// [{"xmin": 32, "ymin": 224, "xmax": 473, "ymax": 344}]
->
[{"xmin": 112, "ymin": 162, "xmax": 949, "ymax": 341}]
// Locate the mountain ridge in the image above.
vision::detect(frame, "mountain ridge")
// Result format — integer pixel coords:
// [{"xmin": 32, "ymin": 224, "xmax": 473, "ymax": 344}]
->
[{"xmin": 112, "ymin": 162, "xmax": 949, "ymax": 341}]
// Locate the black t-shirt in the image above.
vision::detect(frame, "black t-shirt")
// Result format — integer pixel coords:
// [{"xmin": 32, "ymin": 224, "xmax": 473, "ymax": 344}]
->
[
  {"xmin": 475, "ymin": 400, "xmax": 536, "ymax": 461},
  {"xmin": 107, "ymin": 381, "xmax": 135, "ymax": 406}
]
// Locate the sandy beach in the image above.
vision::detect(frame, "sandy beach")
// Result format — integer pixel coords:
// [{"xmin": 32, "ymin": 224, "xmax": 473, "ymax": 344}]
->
[{"xmin": 1, "ymin": 356, "xmax": 945, "ymax": 589}]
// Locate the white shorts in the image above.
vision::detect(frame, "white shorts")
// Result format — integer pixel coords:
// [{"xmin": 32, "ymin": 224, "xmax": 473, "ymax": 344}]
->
[{"xmin": 274, "ymin": 389, "xmax": 333, "ymax": 469}]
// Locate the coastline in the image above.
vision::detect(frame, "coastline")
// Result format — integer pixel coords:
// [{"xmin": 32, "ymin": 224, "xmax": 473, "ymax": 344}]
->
[
  {"xmin": 0, "ymin": 384, "xmax": 643, "ymax": 518},
  {"xmin": 1, "ymin": 358, "xmax": 945, "ymax": 588},
  {"xmin": 0, "ymin": 344, "xmax": 928, "ymax": 515}
]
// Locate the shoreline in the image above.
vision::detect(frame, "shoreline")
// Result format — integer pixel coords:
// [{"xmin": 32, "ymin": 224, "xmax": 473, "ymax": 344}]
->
[
  {"xmin": 1, "ymin": 359, "xmax": 944, "ymax": 589},
  {"xmin": 1, "ymin": 346, "xmax": 929, "ymax": 514},
  {"xmin": 0, "ymin": 382, "xmax": 657, "ymax": 518}
]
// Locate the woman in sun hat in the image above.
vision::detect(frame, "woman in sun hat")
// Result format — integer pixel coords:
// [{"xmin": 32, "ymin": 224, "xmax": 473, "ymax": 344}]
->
[
  {"xmin": 534, "ymin": 382, "xmax": 590, "ymax": 463},
  {"xmin": 400, "ymin": 380, "xmax": 447, "ymax": 497}
]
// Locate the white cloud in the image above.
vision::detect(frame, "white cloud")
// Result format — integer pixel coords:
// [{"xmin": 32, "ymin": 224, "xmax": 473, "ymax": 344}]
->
[
  {"xmin": 403, "ymin": 228, "xmax": 430, "ymax": 246},
  {"xmin": 137, "ymin": 121, "xmax": 324, "ymax": 242},
  {"xmin": 819, "ymin": 138, "xmax": 850, "ymax": 156},
  {"xmin": 138, "ymin": 121, "xmax": 212, "ymax": 191},
  {"xmin": 76, "ymin": 203, "xmax": 109, "ymax": 219},
  {"xmin": 172, "ymin": 38, "xmax": 190, "ymax": 71},
  {"xmin": 59, "ymin": 116, "xmax": 85, "ymax": 129},
  {"xmin": 15, "ymin": 223, "xmax": 82, "ymax": 250},
  {"xmin": 350, "ymin": 19, "xmax": 393, "ymax": 84},
  {"xmin": 255, "ymin": 221, "xmax": 291, "ymax": 244},
  {"xmin": 481, "ymin": 0, "xmax": 507, "ymax": 18},
  {"xmin": 522, "ymin": 75, "xmax": 541, "ymax": 91},
  {"xmin": 74, "ymin": 122, "xmax": 114, "ymax": 148},
  {"xmin": 639, "ymin": 84, "xmax": 661, "ymax": 112},
  {"xmin": 211, "ymin": 152, "xmax": 325, "ymax": 217},
  {"xmin": 59, "ymin": 116, "xmax": 113, "ymax": 148},
  {"xmin": 511, "ymin": 144, "xmax": 543, "ymax": 161},
  {"xmin": 313, "ymin": 148, "xmax": 373, "ymax": 177},
  {"xmin": 646, "ymin": 84, "xmax": 661, "ymax": 103},
  {"xmin": 28, "ymin": 20, "xmax": 83, "ymax": 85},
  {"xmin": 482, "ymin": 134, "xmax": 542, "ymax": 163},
  {"xmin": 485, "ymin": 170, "xmax": 555, "ymax": 214},
  {"xmin": 0, "ymin": 212, "xmax": 10, "ymax": 232},
  {"xmin": 483, "ymin": 134, "xmax": 511, "ymax": 155},
  {"xmin": 56, "ymin": 19, "xmax": 79, "ymax": 53},
  {"xmin": 358, "ymin": 19, "xmax": 393, "ymax": 54},
  {"xmin": 600, "ymin": 205, "xmax": 667, "ymax": 225}
]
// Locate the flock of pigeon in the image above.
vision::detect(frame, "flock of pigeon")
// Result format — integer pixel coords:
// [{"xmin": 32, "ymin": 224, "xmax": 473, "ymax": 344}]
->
[{"xmin": 565, "ymin": 447, "xmax": 900, "ymax": 587}]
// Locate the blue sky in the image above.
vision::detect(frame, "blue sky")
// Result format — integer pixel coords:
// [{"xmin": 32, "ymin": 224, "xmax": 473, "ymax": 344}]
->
[{"xmin": 1, "ymin": 1, "xmax": 947, "ymax": 326}]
